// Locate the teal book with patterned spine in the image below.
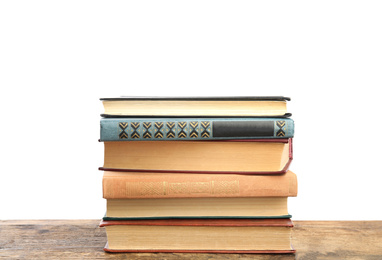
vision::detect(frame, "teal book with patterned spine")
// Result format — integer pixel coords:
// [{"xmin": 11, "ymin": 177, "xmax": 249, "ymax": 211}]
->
[{"xmin": 100, "ymin": 117, "xmax": 294, "ymax": 141}]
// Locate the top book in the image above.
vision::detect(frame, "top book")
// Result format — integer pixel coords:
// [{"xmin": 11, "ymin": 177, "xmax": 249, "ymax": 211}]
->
[{"xmin": 100, "ymin": 96, "xmax": 291, "ymax": 118}]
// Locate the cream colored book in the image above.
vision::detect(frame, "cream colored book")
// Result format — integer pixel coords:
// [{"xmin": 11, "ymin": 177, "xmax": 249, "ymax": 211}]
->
[{"xmin": 100, "ymin": 96, "xmax": 291, "ymax": 117}]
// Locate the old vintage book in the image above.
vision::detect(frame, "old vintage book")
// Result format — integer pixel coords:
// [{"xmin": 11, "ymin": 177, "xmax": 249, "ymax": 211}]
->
[
  {"xmin": 103, "ymin": 170, "xmax": 297, "ymax": 219},
  {"xmin": 104, "ymin": 198, "xmax": 291, "ymax": 220},
  {"xmin": 102, "ymin": 170, "xmax": 297, "ymax": 199},
  {"xmin": 100, "ymin": 218, "xmax": 295, "ymax": 253},
  {"xmin": 100, "ymin": 96, "xmax": 291, "ymax": 117},
  {"xmin": 100, "ymin": 138, "xmax": 293, "ymax": 174},
  {"xmin": 100, "ymin": 117, "xmax": 294, "ymax": 141}
]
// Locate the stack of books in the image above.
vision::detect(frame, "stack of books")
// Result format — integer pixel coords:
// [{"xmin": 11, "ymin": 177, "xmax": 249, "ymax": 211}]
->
[{"xmin": 98, "ymin": 96, "xmax": 297, "ymax": 254}]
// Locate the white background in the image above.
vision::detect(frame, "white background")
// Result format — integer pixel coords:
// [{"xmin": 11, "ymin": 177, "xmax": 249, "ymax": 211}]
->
[{"xmin": 1, "ymin": 1, "xmax": 381, "ymax": 220}]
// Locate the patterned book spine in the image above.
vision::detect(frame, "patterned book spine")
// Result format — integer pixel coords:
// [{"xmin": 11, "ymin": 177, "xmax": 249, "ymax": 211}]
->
[{"xmin": 100, "ymin": 118, "xmax": 294, "ymax": 141}]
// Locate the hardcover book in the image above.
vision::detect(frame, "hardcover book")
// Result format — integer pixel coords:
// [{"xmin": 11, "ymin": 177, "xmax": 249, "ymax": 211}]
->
[
  {"xmin": 100, "ymin": 138, "xmax": 293, "ymax": 174},
  {"xmin": 100, "ymin": 218, "xmax": 295, "ymax": 253},
  {"xmin": 100, "ymin": 96, "xmax": 291, "ymax": 117},
  {"xmin": 104, "ymin": 198, "xmax": 292, "ymax": 220},
  {"xmin": 102, "ymin": 170, "xmax": 297, "ymax": 219},
  {"xmin": 102, "ymin": 170, "xmax": 297, "ymax": 199},
  {"xmin": 100, "ymin": 117, "xmax": 294, "ymax": 141}
]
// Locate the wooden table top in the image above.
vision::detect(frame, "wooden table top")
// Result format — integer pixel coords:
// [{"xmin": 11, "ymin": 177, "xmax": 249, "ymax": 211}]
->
[{"xmin": 1, "ymin": 220, "xmax": 381, "ymax": 259}]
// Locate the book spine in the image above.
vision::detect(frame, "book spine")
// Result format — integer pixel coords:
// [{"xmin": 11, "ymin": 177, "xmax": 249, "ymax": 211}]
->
[
  {"xmin": 100, "ymin": 118, "xmax": 294, "ymax": 141},
  {"xmin": 102, "ymin": 171, "xmax": 297, "ymax": 199}
]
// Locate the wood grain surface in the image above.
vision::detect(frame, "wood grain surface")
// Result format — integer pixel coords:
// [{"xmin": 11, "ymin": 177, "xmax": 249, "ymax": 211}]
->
[{"xmin": 1, "ymin": 220, "xmax": 381, "ymax": 259}]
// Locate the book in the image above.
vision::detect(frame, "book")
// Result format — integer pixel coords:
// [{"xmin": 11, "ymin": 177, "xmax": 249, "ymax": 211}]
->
[
  {"xmin": 104, "ymin": 198, "xmax": 291, "ymax": 220},
  {"xmin": 100, "ymin": 117, "xmax": 294, "ymax": 141},
  {"xmin": 100, "ymin": 218, "xmax": 295, "ymax": 253},
  {"xmin": 99, "ymin": 138, "xmax": 293, "ymax": 174},
  {"xmin": 100, "ymin": 96, "xmax": 291, "ymax": 117},
  {"xmin": 102, "ymin": 170, "xmax": 297, "ymax": 219},
  {"xmin": 102, "ymin": 170, "xmax": 298, "ymax": 199}
]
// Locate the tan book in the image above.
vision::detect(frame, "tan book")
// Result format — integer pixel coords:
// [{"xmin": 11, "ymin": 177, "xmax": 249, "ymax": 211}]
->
[
  {"xmin": 100, "ymin": 218, "xmax": 295, "ymax": 253},
  {"xmin": 100, "ymin": 96, "xmax": 291, "ymax": 117},
  {"xmin": 102, "ymin": 170, "xmax": 297, "ymax": 199},
  {"xmin": 103, "ymin": 171, "xmax": 297, "ymax": 219},
  {"xmin": 100, "ymin": 138, "xmax": 293, "ymax": 174},
  {"xmin": 105, "ymin": 197, "xmax": 291, "ymax": 219}
]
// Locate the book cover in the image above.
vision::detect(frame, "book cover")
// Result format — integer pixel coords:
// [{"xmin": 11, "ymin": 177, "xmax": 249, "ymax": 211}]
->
[{"xmin": 100, "ymin": 117, "xmax": 294, "ymax": 141}]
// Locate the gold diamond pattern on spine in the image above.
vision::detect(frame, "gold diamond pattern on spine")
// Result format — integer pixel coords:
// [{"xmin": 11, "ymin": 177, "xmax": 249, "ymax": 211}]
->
[
  {"xmin": 168, "ymin": 182, "xmax": 211, "ymax": 195},
  {"xmin": 119, "ymin": 122, "xmax": 128, "ymax": 139},
  {"xmin": 201, "ymin": 121, "xmax": 211, "ymax": 138},
  {"xmin": 119, "ymin": 122, "xmax": 128, "ymax": 129},
  {"xmin": 126, "ymin": 182, "xmax": 166, "ymax": 197},
  {"xmin": 276, "ymin": 121, "xmax": 286, "ymax": 128},
  {"xmin": 166, "ymin": 122, "xmax": 176, "ymax": 138},
  {"xmin": 276, "ymin": 120, "xmax": 286, "ymax": 137},
  {"xmin": 131, "ymin": 122, "xmax": 140, "ymax": 139},
  {"xmin": 154, "ymin": 122, "xmax": 164, "ymax": 139},
  {"xmin": 213, "ymin": 181, "xmax": 240, "ymax": 195},
  {"xmin": 189, "ymin": 121, "xmax": 199, "ymax": 138},
  {"xmin": 143, "ymin": 122, "xmax": 152, "ymax": 139},
  {"xmin": 119, "ymin": 132, "xmax": 128, "ymax": 139},
  {"xmin": 178, "ymin": 121, "xmax": 187, "ymax": 138}
]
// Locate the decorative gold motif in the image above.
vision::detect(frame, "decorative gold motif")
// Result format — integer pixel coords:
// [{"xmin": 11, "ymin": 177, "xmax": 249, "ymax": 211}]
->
[
  {"xmin": 131, "ymin": 122, "xmax": 140, "ymax": 128},
  {"xmin": 155, "ymin": 122, "xmax": 164, "ymax": 138},
  {"xmin": 276, "ymin": 131, "xmax": 285, "ymax": 137},
  {"xmin": 167, "ymin": 122, "xmax": 175, "ymax": 128},
  {"xmin": 276, "ymin": 121, "xmax": 286, "ymax": 128},
  {"xmin": 155, "ymin": 132, "xmax": 163, "ymax": 138},
  {"xmin": 126, "ymin": 182, "xmax": 166, "ymax": 196},
  {"xmin": 213, "ymin": 181, "xmax": 240, "ymax": 194},
  {"xmin": 119, "ymin": 122, "xmax": 128, "ymax": 129},
  {"xmin": 119, "ymin": 122, "xmax": 129, "ymax": 139},
  {"xmin": 119, "ymin": 132, "xmax": 128, "ymax": 139},
  {"xmin": 168, "ymin": 182, "xmax": 211, "ymax": 194},
  {"xmin": 167, "ymin": 132, "xmax": 175, "ymax": 138},
  {"xmin": 178, "ymin": 122, "xmax": 187, "ymax": 128},
  {"xmin": 201, "ymin": 132, "xmax": 210, "ymax": 138},
  {"xmin": 117, "ymin": 120, "xmax": 212, "ymax": 139},
  {"xmin": 276, "ymin": 120, "xmax": 286, "ymax": 137},
  {"xmin": 201, "ymin": 121, "xmax": 210, "ymax": 128},
  {"xmin": 125, "ymin": 181, "xmax": 240, "ymax": 196}
]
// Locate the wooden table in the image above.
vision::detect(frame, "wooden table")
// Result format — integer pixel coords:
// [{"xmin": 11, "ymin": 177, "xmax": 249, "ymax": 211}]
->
[{"xmin": 1, "ymin": 220, "xmax": 381, "ymax": 259}]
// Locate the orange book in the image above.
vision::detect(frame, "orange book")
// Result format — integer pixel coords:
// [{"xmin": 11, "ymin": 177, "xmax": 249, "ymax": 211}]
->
[
  {"xmin": 103, "ymin": 171, "xmax": 297, "ymax": 219},
  {"xmin": 100, "ymin": 138, "xmax": 293, "ymax": 174},
  {"xmin": 100, "ymin": 218, "xmax": 295, "ymax": 253},
  {"xmin": 103, "ymin": 170, "xmax": 297, "ymax": 199}
]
